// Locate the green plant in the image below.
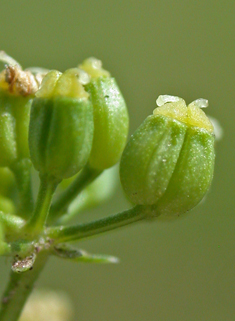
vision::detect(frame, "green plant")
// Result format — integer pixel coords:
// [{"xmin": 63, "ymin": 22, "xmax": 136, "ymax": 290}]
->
[{"xmin": 0, "ymin": 52, "xmax": 215, "ymax": 321}]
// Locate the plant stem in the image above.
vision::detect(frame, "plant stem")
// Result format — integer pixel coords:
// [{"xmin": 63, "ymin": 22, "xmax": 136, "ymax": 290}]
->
[
  {"xmin": 10, "ymin": 159, "xmax": 34, "ymax": 219},
  {"xmin": 49, "ymin": 164, "xmax": 102, "ymax": 223},
  {"xmin": 0, "ymin": 241, "xmax": 11, "ymax": 255},
  {"xmin": 25, "ymin": 175, "xmax": 58, "ymax": 235},
  {"xmin": 0, "ymin": 212, "xmax": 25, "ymax": 233},
  {"xmin": 47, "ymin": 205, "xmax": 154, "ymax": 243},
  {"xmin": 0, "ymin": 251, "xmax": 48, "ymax": 321}
]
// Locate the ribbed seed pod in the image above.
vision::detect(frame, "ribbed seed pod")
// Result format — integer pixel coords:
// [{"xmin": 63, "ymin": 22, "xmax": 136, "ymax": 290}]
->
[
  {"xmin": 120, "ymin": 95, "xmax": 215, "ymax": 219},
  {"xmin": 79, "ymin": 58, "xmax": 129, "ymax": 170},
  {"xmin": 29, "ymin": 69, "xmax": 94, "ymax": 181}
]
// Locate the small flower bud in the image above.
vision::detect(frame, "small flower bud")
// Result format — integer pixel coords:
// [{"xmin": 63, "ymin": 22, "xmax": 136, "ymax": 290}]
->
[
  {"xmin": 79, "ymin": 58, "xmax": 129, "ymax": 169},
  {"xmin": 120, "ymin": 95, "xmax": 215, "ymax": 219},
  {"xmin": 29, "ymin": 69, "xmax": 94, "ymax": 181}
]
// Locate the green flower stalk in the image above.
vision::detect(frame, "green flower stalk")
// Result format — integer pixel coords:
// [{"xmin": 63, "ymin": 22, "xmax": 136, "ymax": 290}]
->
[
  {"xmin": 120, "ymin": 95, "xmax": 215, "ymax": 219},
  {"xmin": 56, "ymin": 166, "xmax": 118, "ymax": 225},
  {"xmin": 0, "ymin": 168, "xmax": 16, "ymax": 214}
]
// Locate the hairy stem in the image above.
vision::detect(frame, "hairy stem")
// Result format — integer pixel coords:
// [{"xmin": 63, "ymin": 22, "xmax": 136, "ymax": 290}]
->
[{"xmin": 0, "ymin": 252, "xmax": 48, "ymax": 321}]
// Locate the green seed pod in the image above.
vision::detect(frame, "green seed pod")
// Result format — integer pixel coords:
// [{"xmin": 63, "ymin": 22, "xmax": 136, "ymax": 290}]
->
[
  {"xmin": 120, "ymin": 95, "xmax": 215, "ymax": 219},
  {"xmin": 29, "ymin": 68, "xmax": 94, "ymax": 181},
  {"xmin": 79, "ymin": 58, "xmax": 129, "ymax": 169},
  {"xmin": 0, "ymin": 52, "xmax": 42, "ymax": 166}
]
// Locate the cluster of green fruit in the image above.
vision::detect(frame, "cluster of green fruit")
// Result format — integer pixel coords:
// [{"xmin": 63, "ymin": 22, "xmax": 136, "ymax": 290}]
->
[{"xmin": 0, "ymin": 51, "xmax": 215, "ymax": 267}]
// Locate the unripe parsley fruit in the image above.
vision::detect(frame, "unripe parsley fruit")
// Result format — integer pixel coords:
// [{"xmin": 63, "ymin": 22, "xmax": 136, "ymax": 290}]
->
[
  {"xmin": 120, "ymin": 95, "xmax": 215, "ymax": 219},
  {"xmin": 79, "ymin": 58, "xmax": 129, "ymax": 170},
  {"xmin": 0, "ymin": 52, "xmax": 41, "ymax": 167},
  {"xmin": 29, "ymin": 69, "xmax": 94, "ymax": 181}
]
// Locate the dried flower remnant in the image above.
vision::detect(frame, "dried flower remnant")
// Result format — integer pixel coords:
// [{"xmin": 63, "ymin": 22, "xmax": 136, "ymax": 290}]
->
[{"xmin": 0, "ymin": 51, "xmax": 47, "ymax": 97}]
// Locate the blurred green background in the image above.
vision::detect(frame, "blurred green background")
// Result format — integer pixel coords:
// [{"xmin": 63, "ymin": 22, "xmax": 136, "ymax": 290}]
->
[{"xmin": 0, "ymin": 1, "xmax": 234, "ymax": 320}]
